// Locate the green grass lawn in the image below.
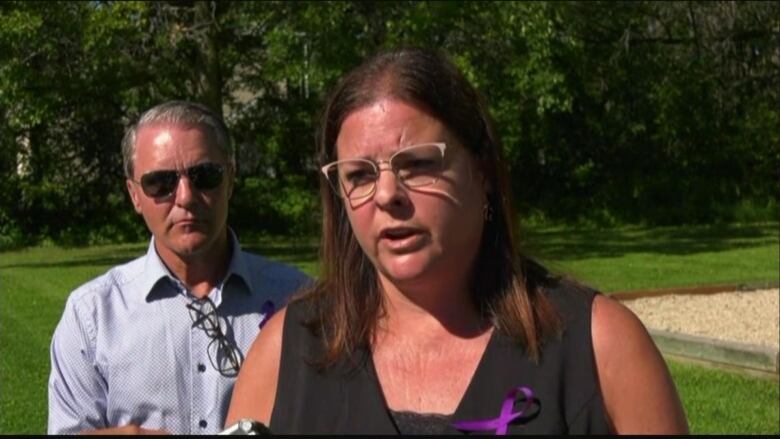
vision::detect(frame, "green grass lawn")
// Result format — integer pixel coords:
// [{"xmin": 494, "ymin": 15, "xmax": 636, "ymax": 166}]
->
[
  {"xmin": 522, "ymin": 221, "xmax": 779, "ymax": 292},
  {"xmin": 668, "ymin": 360, "xmax": 779, "ymax": 434},
  {"xmin": 1, "ymin": 222, "xmax": 778, "ymax": 434}
]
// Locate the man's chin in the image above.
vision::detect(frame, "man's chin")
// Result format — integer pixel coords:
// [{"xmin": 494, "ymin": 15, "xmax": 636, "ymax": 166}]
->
[
  {"xmin": 168, "ymin": 233, "xmax": 214, "ymax": 257},
  {"xmin": 155, "ymin": 226, "xmax": 228, "ymax": 259}
]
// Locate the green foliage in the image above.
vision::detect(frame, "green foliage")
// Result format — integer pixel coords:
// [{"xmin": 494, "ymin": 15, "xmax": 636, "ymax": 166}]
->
[
  {"xmin": 229, "ymin": 176, "xmax": 319, "ymax": 237},
  {"xmin": 0, "ymin": 1, "xmax": 777, "ymax": 247}
]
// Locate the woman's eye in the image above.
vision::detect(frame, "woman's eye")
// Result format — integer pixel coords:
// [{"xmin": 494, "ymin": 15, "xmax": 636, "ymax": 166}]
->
[
  {"xmin": 408, "ymin": 158, "xmax": 436, "ymax": 169},
  {"xmin": 345, "ymin": 170, "xmax": 374, "ymax": 185}
]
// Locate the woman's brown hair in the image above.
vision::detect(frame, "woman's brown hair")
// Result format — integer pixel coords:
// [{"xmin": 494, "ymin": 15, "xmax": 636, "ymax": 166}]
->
[{"xmin": 297, "ymin": 48, "xmax": 561, "ymax": 368}]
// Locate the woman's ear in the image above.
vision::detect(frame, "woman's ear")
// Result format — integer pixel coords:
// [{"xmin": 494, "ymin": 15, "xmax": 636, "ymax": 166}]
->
[
  {"xmin": 482, "ymin": 176, "xmax": 492, "ymax": 195},
  {"xmin": 478, "ymin": 158, "xmax": 493, "ymax": 195}
]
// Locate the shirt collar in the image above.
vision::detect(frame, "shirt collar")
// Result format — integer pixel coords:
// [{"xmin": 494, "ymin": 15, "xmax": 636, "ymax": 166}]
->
[
  {"xmin": 225, "ymin": 229, "xmax": 254, "ymax": 293},
  {"xmin": 142, "ymin": 229, "xmax": 254, "ymax": 302}
]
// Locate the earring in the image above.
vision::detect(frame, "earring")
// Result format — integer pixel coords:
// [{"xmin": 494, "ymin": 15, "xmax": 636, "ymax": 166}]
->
[{"xmin": 483, "ymin": 201, "xmax": 494, "ymax": 222}]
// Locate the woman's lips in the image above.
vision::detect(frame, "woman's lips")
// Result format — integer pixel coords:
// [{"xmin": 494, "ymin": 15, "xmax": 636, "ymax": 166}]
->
[{"xmin": 379, "ymin": 227, "xmax": 426, "ymax": 252}]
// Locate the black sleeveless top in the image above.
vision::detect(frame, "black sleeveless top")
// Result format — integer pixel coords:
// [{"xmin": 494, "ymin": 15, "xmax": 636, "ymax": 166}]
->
[{"xmin": 270, "ymin": 283, "xmax": 610, "ymax": 434}]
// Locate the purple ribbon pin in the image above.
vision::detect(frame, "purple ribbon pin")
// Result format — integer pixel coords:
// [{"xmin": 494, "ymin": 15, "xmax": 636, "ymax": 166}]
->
[
  {"xmin": 451, "ymin": 386, "xmax": 535, "ymax": 435},
  {"xmin": 258, "ymin": 300, "xmax": 275, "ymax": 329}
]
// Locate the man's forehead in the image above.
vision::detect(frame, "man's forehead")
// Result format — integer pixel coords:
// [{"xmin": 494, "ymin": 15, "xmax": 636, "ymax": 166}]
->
[
  {"xmin": 133, "ymin": 123, "xmax": 223, "ymax": 167},
  {"xmin": 135, "ymin": 123, "xmax": 218, "ymax": 151},
  {"xmin": 137, "ymin": 122, "xmax": 208, "ymax": 139},
  {"xmin": 146, "ymin": 127, "xmax": 174, "ymax": 148}
]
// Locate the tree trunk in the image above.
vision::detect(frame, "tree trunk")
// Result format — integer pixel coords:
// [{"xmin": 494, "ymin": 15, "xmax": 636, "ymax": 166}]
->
[{"xmin": 194, "ymin": 0, "xmax": 224, "ymax": 119}]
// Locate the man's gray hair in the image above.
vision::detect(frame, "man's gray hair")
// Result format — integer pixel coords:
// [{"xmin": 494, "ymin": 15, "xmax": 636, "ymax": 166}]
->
[{"xmin": 121, "ymin": 101, "xmax": 234, "ymax": 178}]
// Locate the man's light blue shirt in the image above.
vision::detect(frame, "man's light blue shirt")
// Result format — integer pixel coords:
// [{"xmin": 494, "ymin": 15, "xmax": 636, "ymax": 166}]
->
[{"xmin": 47, "ymin": 234, "xmax": 309, "ymax": 434}]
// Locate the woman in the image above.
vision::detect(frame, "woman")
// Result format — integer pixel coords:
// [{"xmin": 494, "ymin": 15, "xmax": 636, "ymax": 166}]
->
[{"xmin": 226, "ymin": 48, "xmax": 688, "ymax": 434}]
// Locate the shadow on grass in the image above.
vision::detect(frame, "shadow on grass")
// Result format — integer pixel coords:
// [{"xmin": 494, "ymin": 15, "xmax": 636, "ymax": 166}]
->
[
  {"xmin": 0, "ymin": 256, "xmax": 143, "ymax": 270},
  {"xmin": 522, "ymin": 222, "xmax": 779, "ymax": 261},
  {"xmin": 0, "ymin": 241, "xmax": 319, "ymax": 271},
  {"xmin": 0, "ymin": 246, "xmax": 147, "ymax": 270},
  {"xmin": 2, "ymin": 223, "xmax": 776, "ymax": 270},
  {"xmin": 242, "ymin": 243, "xmax": 319, "ymax": 266}
]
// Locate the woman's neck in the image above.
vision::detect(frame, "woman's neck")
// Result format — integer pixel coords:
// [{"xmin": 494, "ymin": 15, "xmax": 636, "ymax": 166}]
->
[{"xmin": 377, "ymin": 274, "xmax": 488, "ymax": 339}]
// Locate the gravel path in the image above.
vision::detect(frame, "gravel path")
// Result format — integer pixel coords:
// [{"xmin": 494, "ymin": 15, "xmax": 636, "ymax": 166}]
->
[{"xmin": 623, "ymin": 288, "xmax": 779, "ymax": 350}]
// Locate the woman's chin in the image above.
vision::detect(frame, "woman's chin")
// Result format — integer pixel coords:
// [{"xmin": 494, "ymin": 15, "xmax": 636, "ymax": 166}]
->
[{"xmin": 376, "ymin": 253, "xmax": 435, "ymax": 285}]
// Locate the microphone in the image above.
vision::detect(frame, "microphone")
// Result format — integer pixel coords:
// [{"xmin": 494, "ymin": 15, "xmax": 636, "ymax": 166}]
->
[{"xmin": 219, "ymin": 419, "xmax": 271, "ymax": 435}]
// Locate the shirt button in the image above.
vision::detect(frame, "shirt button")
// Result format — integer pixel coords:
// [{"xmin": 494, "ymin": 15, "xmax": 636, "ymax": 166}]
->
[
  {"xmin": 199, "ymin": 419, "xmax": 208, "ymax": 428},
  {"xmin": 197, "ymin": 363, "xmax": 206, "ymax": 372}
]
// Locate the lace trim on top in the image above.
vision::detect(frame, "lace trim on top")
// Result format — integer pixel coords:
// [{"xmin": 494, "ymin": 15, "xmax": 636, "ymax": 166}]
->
[{"xmin": 388, "ymin": 409, "xmax": 457, "ymax": 435}]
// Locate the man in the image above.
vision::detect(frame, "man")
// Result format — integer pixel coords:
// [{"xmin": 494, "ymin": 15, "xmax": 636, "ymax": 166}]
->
[{"xmin": 47, "ymin": 101, "xmax": 309, "ymax": 434}]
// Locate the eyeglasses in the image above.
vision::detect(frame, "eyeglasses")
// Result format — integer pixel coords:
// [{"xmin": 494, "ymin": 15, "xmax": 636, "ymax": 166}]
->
[
  {"xmin": 321, "ymin": 142, "xmax": 447, "ymax": 200},
  {"xmin": 133, "ymin": 162, "xmax": 226, "ymax": 199},
  {"xmin": 186, "ymin": 297, "xmax": 243, "ymax": 377}
]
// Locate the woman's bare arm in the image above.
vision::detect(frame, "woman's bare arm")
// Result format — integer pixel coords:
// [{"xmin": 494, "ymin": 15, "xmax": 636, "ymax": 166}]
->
[
  {"xmin": 592, "ymin": 295, "xmax": 689, "ymax": 434},
  {"xmin": 224, "ymin": 307, "xmax": 287, "ymax": 429}
]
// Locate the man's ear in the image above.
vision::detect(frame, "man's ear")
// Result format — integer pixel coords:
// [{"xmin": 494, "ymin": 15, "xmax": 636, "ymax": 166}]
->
[
  {"xmin": 226, "ymin": 164, "xmax": 236, "ymax": 199},
  {"xmin": 126, "ymin": 179, "xmax": 143, "ymax": 214}
]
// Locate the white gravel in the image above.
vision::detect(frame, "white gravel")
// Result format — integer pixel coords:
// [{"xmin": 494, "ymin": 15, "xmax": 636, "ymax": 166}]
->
[{"xmin": 623, "ymin": 288, "xmax": 779, "ymax": 350}]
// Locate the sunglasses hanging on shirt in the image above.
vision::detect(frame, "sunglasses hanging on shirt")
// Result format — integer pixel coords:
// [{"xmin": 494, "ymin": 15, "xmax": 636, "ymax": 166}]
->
[{"xmin": 186, "ymin": 297, "xmax": 243, "ymax": 377}]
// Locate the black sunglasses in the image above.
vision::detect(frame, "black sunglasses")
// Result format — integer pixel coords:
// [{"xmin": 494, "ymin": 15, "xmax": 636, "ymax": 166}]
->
[
  {"xmin": 186, "ymin": 297, "xmax": 243, "ymax": 377},
  {"xmin": 136, "ymin": 162, "xmax": 225, "ymax": 199}
]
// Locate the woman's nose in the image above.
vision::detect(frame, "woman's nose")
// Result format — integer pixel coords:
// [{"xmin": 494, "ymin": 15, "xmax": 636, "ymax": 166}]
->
[{"xmin": 372, "ymin": 164, "xmax": 407, "ymax": 207}]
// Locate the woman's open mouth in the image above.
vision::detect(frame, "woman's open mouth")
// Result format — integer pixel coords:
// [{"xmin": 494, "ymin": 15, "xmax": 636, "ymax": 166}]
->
[{"xmin": 379, "ymin": 227, "xmax": 426, "ymax": 252}]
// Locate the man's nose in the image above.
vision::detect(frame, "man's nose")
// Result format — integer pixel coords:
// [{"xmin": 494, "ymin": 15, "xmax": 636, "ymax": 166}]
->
[{"xmin": 174, "ymin": 174, "xmax": 196, "ymax": 206}]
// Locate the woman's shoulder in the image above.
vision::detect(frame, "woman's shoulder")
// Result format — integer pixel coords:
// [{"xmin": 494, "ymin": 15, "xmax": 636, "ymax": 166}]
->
[
  {"xmin": 590, "ymin": 294, "xmax": 689, "ymax": 433},
  {"xmin": 245, "ymin": 306, "xmax": 288, "ymax": 365},
  {"xmin": 284, "ymin": 290, "xmax": 325, "ymax": 334},
  {"xmin": 278, "ymin": 292, "xmax": 332, "ymax": 356},
  {"xmin": 226, "ymin": 293, "xmax": 329, "ymax": 428},
  {"xmin": 590, "ymin": 293, "xmax": 663, "ymax": 375},
  {"xmin": 285, "ymin": 292, "xmax": 319, "ymax": 319},
  {"xmin": 540, "ymin": 276, "xmax": 600, "ymax": 326},
  {"xmin": 224, "ymin": 306, "xmax": 288, "ymax": 427}
]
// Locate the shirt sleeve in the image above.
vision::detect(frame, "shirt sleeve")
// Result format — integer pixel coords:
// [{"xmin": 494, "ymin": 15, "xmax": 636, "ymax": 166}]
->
[{"xmin": 47, "ymin": 295, "xmax": 108, "ymax": 434}]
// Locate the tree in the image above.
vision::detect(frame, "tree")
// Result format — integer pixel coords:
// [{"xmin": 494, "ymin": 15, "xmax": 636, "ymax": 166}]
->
[{"xmin": 1, "ymin": 1, "xmax": 777, "ymax": 248}]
